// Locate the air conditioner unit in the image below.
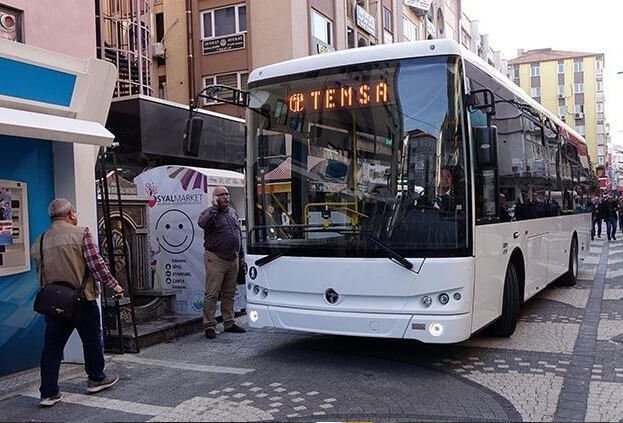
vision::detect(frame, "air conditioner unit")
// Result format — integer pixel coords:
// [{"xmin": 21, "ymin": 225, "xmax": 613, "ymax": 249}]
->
[
  {"xmin": 575, "ymin": 112, "xmax": 584, "ymax": 119},
  {"xmin": 152, "ymin": 42, "xmax": 165, "ymax": 58},
  {"xmin": 560, "ymin": 115, "xmax": 566, "ymax": 121}
]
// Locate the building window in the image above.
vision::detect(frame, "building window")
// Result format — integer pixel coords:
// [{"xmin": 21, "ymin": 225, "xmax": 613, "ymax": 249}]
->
[
  {"xmin": 158, "ymin": 76, "xmax": 167, "ymax": 99},
  {"xmin": 574, "ymin": 83, "xmax": 584, "ymax": 94},
  {"xmin": 403, "ymin": 17, "xmax": 417, "ymax": 41},
  {"xmin": 347, "ymin": 26, "xmax": 355, "ymax": 48},
  {"xmin": 596, "ymin": 59, "xmax": 604, "ymax": 70},
  {"xmin": 530, "ymin": 64, "xmax": 540, "ymax": 77},
  {"xmin": 558, "ymin": 105, "xmax": 566, "ymax": 119},
  {"xmin": 576, "ymin": 125, "xmax": 585, "ymax": 135},
  {"xmin": 311, "ymin": 9, "xmax": 333, "ymax": 45},
  {"xmin": 574, "ymin": 104, "xmax": 584, "ymax": 114},
  {"xmin": 530, "ymin": 87, "xmax": 541, "ymax": 98},
  {"xmin": 557, "ymin": 62, "xmax": 564, "ymax": 74},
  {"xmin": 597, "ymin": 102, "xmax": 604, "ymax": 113},
  {"xmin": 155, "ymin": 12, "xmax": 165, "ymax": 41},
  {"xmin": 597, "ymin": 80, "xmax": 603, "ymax": 92},
  {"xmin": 383, "ymin": 30, "xmax": 393, "ymax": 44},
  {"xmin": 573, "ymin": 59, "xmax": 584, "ymax": 72},
  {"xmin": 203, "ymin": 71, "xmax": 248, "ymax": 104},
  {"xmin": 201, "ymin": 4, "xmax": 246, "ymax": 39},
  {"xmin": 382, "ymin": 7, "xmax": 392, "ymax": 31},
  {"xmin": 557, "ymin": 85, "xmax": 565, "ymax": 97}
]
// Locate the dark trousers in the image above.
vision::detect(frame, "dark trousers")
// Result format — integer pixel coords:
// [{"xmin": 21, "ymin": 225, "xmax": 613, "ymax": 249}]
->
[
  {"xmin": 606, "ymin": 217, "xmax": 617, "ymax": 240},
  {"xmin": 40, "ymin": 301, "xmax": 107, "ymax": 398},
  {"xmin": 592, "ymin": 218, "xmax": 602, "ymax": 239}
]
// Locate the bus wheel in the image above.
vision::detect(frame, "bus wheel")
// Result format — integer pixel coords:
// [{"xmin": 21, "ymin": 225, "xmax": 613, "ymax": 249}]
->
[
  {"xmin": 489, "ymin": 263, "xmax": 520, "ymax": 337},
  {"xmin": 560, "ymin": 237, "xmax": 578, "ymax": 287}
]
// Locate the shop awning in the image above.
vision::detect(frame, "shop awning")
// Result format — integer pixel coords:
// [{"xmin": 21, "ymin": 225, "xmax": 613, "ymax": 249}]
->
[
  {"xmin": 263, "ymin": 156, "xmax": 325, "ymax": 181},
  {"xmin": 0, "ymin": 106, "xmax": 114, "ymax": 146}
]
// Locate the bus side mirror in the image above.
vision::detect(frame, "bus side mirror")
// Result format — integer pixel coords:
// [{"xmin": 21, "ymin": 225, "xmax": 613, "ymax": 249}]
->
[
  {"xmin": 466, "ymin": 88, "xmax": 496, "ymax": 116},
  {"xmin": 474, "ymin": 125, "xmax": 498, "ymax": 169}
]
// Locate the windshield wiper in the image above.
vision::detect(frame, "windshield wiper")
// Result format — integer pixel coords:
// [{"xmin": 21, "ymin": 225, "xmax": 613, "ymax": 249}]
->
[
  {"xmin": 250, "ymin": 224, "xmax": 414, "ymax": 271},
  {"xmin": 255, "ymin": 251, "xmax": 283, "ymax": 267},
  {"xmin": 297, "ymin": 227, "xmax": 414, "ymax": 272},
  {"xmin": 360, "ymin": 232, "xmax": 414, "ymax": 271}
]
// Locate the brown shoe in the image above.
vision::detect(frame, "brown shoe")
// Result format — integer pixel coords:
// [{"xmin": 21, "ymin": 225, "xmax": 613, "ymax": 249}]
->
[
  {"xmin": 224, "ymin": 323, "xmax": 246, "ymax": 333},
  {"xmin": 205, "ymin": 328, "xmax": 217, "ymax": 339}
]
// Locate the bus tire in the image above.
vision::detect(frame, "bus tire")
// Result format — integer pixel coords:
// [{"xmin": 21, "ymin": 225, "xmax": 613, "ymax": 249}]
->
[
  {"xmin": 489, "ymin": 263, "xmax": 520, "ymax": 337},
  {"xmin": 559, "ymin": 237, "xmax": 578, "ymax": 287}
]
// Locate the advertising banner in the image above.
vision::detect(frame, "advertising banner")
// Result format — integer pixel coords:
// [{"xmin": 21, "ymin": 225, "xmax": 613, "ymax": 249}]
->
[{"xmin": 135, "ymin": 166, "xmax": 245, "ymax": 315}]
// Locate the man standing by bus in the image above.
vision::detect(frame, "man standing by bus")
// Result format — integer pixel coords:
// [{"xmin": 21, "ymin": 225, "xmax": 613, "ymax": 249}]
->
[{"xmin": 198, "ymin": 186, "xmax": 246, "ymax": 339}]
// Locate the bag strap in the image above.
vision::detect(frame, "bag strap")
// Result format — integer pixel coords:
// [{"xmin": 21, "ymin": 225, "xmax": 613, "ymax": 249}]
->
[
  {"xmin": 39, "ymin": 231, "xmax": 46, "ymax": 287},
  {"xmin": 38, "ymin": 230, "xmax": 89, "ymax": 295}
]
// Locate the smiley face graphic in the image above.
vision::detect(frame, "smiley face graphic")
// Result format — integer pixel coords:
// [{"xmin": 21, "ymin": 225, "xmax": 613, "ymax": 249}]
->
[{"xmin": 154, "ymin": 209, "xmax": 195, "ymax": 254}]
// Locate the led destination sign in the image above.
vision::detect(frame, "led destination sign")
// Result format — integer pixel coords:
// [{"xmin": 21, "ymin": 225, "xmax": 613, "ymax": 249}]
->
[{"xmin": 288, "ymin": 81, "xmax": 390, "ymax": 113}]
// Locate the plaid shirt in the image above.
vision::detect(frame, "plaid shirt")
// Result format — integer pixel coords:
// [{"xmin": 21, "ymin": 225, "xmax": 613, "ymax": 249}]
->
[{"xmin": 82, "ymin": 227, "xmax": 120, "ymax": 290}]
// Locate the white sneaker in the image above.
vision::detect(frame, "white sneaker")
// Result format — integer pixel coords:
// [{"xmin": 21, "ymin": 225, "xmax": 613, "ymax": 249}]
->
[{"xmin": 39, "ymin": 392, "xmax": 63, "ymax": 407}]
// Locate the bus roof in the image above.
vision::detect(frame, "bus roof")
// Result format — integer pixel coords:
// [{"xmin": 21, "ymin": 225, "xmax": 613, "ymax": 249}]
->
[
  {"xmin": 248, "ymin": 39, "xmax": 588, "ymax": 153},
  {"xmin": 248, "ymin": 39, "xmax": 462, "ymax": 84}
]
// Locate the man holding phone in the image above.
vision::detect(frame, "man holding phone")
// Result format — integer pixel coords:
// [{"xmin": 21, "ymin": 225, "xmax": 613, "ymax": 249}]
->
[{"xmin": 197, "ymin": 186, "xmax": 246, "ymax": 339}]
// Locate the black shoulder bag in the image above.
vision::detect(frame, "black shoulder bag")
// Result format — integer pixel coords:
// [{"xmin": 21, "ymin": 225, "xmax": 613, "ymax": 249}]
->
[{"xmin": 33, "ymin": 232, "xmax": 88, "ymax": 323}]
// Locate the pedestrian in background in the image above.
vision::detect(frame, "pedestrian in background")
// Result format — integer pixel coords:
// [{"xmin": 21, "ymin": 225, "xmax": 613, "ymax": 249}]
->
[
  {"xmin": 198, "ymin": 186, "xmax": 246, "ymax": 339},
  {"xmin": 604, "ymin": 195, "xmax": 619, "ymax": 241},
  {"xmin": 597, "ymin": 196, "xmax": 608, "ymax": 238},
  {"xmin": 32, "ymin": 199, "xmax": 124, "ymax": 407},
  {"xmin": 591, "ymin": 196, "xmax": 601, "ymax": 240}
]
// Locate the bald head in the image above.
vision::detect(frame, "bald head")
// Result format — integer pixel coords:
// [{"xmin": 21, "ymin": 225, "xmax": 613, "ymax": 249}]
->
[{"xmin": 212, "ymin": 186, "xmax": 231, "ymax": 209}]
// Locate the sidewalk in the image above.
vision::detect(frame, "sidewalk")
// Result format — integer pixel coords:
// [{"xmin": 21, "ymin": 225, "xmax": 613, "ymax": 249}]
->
[
  {"xmin": 0, "ymin": 237, "xmax": 622, "ymax": 422},
  {"xmin": 0, "ymin": 363, "xmax": 83, "ymax": 402}
]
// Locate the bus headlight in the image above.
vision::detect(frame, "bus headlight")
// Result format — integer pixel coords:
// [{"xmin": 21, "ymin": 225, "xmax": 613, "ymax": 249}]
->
[
  {"xmin": 262, "ymin": 288, "xmax": 269, "ymax": 297},
  {"xmin": 429, "ymin": 322, "xmax": 444, "ymax": 337},
  {"xmin": 253, "ymin": 285, "xmax": 260, "ymax": 295},
  {"xmin": 249, "ymin": 310, "xmax": 259, "ymax": 322},
  {"xmin": 438, "ymin": 293, "xmax": 449, "ymax": 305}
]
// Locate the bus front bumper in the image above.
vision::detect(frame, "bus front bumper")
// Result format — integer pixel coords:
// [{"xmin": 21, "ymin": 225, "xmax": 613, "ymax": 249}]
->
[{"xmin": 246, "ymin": 303, "xmax": 472, "ymax": 344}]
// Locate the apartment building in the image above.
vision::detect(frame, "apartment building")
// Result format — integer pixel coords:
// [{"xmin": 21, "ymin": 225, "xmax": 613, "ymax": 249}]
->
[
  {"xmin": 150, "ymin": 0, "xmax": 502, "ymax": 119},
  {"xmin": 508, "ymin": 49, "xmax": 608, "ymax": 171}
]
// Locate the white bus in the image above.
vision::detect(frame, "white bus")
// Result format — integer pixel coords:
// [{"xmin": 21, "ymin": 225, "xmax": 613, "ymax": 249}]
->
[{"xmin": 242, "ymin": 39, "xmax": 592, "ymax": 343}]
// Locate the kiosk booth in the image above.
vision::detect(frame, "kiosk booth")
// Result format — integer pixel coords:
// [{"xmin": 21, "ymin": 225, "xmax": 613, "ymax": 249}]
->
[
  {"xmin": 134, "ymin": 165, "xmax": 247, "ymax": 315},
  {"xmin": 0, "ymin": 39, "xmax": 117, "ymax": 377}
]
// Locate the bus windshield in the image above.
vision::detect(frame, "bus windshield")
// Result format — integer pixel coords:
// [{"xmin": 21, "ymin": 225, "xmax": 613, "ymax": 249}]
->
[{"xmin": 247, "ymin": 55, "xmax": 468, "ymax": 258}]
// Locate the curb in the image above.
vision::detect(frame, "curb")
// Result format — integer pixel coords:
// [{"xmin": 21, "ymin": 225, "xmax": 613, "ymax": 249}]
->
[{"xmin": 0, "ymin": 363, "xmax": 84, "ymax": 401}]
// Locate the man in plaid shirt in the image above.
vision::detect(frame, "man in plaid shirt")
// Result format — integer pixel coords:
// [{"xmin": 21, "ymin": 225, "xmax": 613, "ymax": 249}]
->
[{"xmin": 33, "ymin": 198, "xmax": 124, "ymax": 407}]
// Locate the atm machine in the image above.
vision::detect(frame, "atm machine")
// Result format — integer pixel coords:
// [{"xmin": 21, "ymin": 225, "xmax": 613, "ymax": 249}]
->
[{"xmin": 0, "ymin": 180, "xmax": 30, "ymax": 277}]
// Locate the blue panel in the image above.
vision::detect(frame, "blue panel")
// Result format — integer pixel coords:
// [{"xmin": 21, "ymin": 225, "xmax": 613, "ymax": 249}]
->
[
  {"xmin": 0, "ymin": 57, "xmax": 76, "ymax": 107},
  {"xmin": 0, "ymin": 135, "xmax": 55, "ymax": 377}
]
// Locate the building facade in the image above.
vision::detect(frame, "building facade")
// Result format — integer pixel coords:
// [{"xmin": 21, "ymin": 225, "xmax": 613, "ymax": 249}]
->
[
  {"xmin": 0, "ymin": 1, "xmax": 117, "ymax": 376},
  {"xmin": 149, "ymin": 0, "xmax": 503, "ymax": 118},
  {"xmin": 507, "ymin": 49, "xmax": 609, "ymax": 174}
]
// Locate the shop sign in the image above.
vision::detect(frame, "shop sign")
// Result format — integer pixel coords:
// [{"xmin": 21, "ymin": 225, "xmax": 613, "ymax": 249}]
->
[
  {"xmin": 203, "ymin": 34, "xmax": 245, "ymax": 55},
  {"xmin": 355, "ymin": 5, "xmax": 376, "ymax": 36},
  {"xmin": 404, "ymin": 0, "xmax": 432, "ymax": 13}
]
